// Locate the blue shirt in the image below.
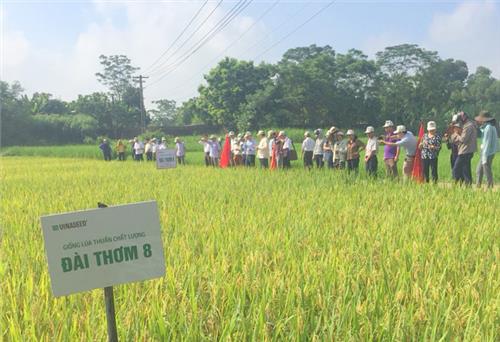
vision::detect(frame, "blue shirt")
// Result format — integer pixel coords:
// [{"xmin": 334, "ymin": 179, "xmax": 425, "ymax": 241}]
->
[
  {"xmin": 479, "ymin": 123, "xmax": 498, "ymax": 163},
  {"xmin": 395, "ymin": 132, "xmax": 417, "ymax": 157}
]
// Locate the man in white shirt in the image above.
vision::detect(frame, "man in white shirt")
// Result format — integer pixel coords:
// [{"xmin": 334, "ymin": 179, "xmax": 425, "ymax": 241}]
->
[
  {"xmin": 379, "ymin": 125, "xmax": 417, "ymax": 179},
  {"xmin": 256, "ymin": 130, "xmax": 269, "ymax": 168},
  {"xmin": 208, "ymin": 135, "xmax": 220, "ymax": 167},
  {"xmin": 244, "ymin": 132, "xmax": 256, "ymax": 167},
  {"xmin": 198, "ymin": 135, "xmax": 211, "ymax": 167},
  {"xmin": 313, "ymin": 129, "xmax": 325, "ymax": 168},
  {"xmin": 282, "ymin": 132, "xmax": 293, "ymax": 168},
  {"xmin": 158, "ymin": 137, "xmax": 168, "ymax": 150},
  {"xmin": 145, "ymin": 139, "xmax": 153, "ymax": 161},
  {"xmin": 302, "ymin": 131, "xmax": 315, "ymax": 169},
  {"xmin": 364, "ymin": 126, "xmax": 378, "ymax": 177},
  {"xmin": 133, "ymin": 137, "xmax": 144, "ymax": 161}
]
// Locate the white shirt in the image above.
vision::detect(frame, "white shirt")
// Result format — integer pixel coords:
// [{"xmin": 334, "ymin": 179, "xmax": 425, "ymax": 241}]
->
[
  {"xmin": 151, "ymin": 142, "xmax": 158, "ymax": 153},
  {"xmin": 145, "ymin": 142, "xmax": 152, "ymax": 153},
  {"xmin": 244, "ymin": 139, "xmax": 256, "ymax": 155},
  {"xmin": 133, "ymin": 142, "xmax": 144, "ymax": 154},
  {"xmin": 283, "ymin": 137, "xmax": 293, "ymax": 150},
  {"xmin": 158, "ymin": 143, "xmax": 167, "ymax": 150},
  {"xmin": 257, "ymin": 137, "xmax": 269, "ymax": 159},
  {"xmin": 313, "ymin": 138, "xmax": 325, "ymax": 155},
  {"xmin": 208, "ymin": 141, "xmax": 219, "ymax": 158},
  {"xmin": 365, "ymin": 137, "xmax": 378, "ymax": 156},
  {"xmin": 302, "ymin": 137, "xmax": 315, "ymax": 151},
  {"xmin": 175, "ymin": 142, "xmax": 185, "ymax": 157},
  {"xmin": 199, "ymin": 140, "xmax": 210, "ymax": 153},
  {"xmin": 333, "ymin": 139, "xmax": 347, "ymax": 161}
]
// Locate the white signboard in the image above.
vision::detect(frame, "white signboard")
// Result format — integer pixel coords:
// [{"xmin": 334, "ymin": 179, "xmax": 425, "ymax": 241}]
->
[
  {"xmin": 40, "ymin": 201, "xmax": 165, "ymax": 297},
  {"xmin": 156, "ymin": 149, "xmax": 177, "ymax": 169}
]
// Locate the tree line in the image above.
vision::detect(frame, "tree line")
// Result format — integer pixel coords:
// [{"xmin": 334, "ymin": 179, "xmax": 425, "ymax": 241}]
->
[{"xmin": 1, "ymin": 44, "xmax": 499, "ymax": 146}]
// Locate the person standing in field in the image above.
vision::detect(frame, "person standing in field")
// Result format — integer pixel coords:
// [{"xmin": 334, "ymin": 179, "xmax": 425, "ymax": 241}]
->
[
  {"xmin": 158, "ymin": 137, "xmax": 167, "ymax": 150},
  {"xmin": 256, "ymin": 130, "xmax": 269, "ymax": 169},
  {"xmin": 333, "ymin": 131, "xmax": 347, "ymax": 169},
  {"xmin": 379, "ymin": 125, "xmax": 417, "ymax": 180},
  {"xmin": 443, "ymin": 114, "xmax": 460, "ymax": 173},
  {"xmin": 451, "ymin": 112, "xmax": 477, "ymax": 186},
  {"xmin": 282, "ymin": 131, "xmax": 293, "ymax": 169},
  {"xmin": 244, "ymin": 132, "xmax": 256, "ymax": 167},
  {"xmin": 301, "ymin": 131, "xmax": 315, "ymax": 170},
  {"xmin": 198, "ymin": 135, "xmax": 211, "ymax": 167},
  {"xmin": 175, "ymin": 137, "xmax": 186, "ymax": 165},
  {"xmin": 208, "ymin": 135, "xmax": 220, "ymax": 167},
  {"xmin": 232, "ymin": 133, "xmax": 243, "ymax": 166},
  {"xmin": 382, "ymin": 120, "xmax": 399, "ymax": 179},
  {"xmin": 129, "ymin": 139, "xmax": 136, "ymax": 160},
  {"xmin": 323, "ymin": 131, "xmax": 334, "ymax": 169},
  {"xmin": 275, "ymin": 131, "xmax": 286, "ymax": 168},
  {"xmin": 313, "ymin": 129, "xmax": 325, "ymax": 168},
  {"xmin": 145, "ymin": 139, "xmax": 153, "ymax": 161},
  {"xmin": 116, "ymin": 139, "xmax": 126, "ymax": 161},
  {"xmin": 364, "ymin": 126, "xmax": 378, "ymax": 177},
  {"xmin": 99, "ymin": 139, "xmax": 112, "ymax": 161},
  {"xmin": 346, "ymin": 130, "xmax": 365, "ymax": 174},
  {"xmin": 228, "ymin": 131, "xmax": 236, "ymax": 167},
  {"xmin": 475, "ymin": 111, "xmax": 498, "ymax": 188},
  {"xmin": 268, "ymin": 130, "xmax": 276, "ymax": 164},
  {"xmin": 151, "ymin": 138, "xmax": 158, "ymax": 160},
  {"xmin": 133, "ymin": 137, "xmax": 144, "ymax": 161},
  {"xmin": 420, "ymin": 121, "xmax": 442, "ymax": 183}
]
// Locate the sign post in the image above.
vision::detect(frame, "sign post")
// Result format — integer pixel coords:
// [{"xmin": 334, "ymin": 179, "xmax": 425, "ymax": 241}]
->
[
  {"xmin": 98, "ymin": 202, "xmax": 118, "ymax": 342},
  {"xmin": 40, "ymin": 200, "xmax": 165, "ymax": 341},
  {"xmin": 156, "ymin": 149, "xmax": 177, "ymax": 169}
]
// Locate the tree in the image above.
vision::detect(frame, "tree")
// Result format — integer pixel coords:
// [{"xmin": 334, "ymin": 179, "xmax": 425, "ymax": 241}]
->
[
  {"xmin": 95, "ymin": 55, "xmax": 139, "ymax": 101},
  {"xmin": 149, "ymin": 99, "xmax": 178, "ymax": 127}
]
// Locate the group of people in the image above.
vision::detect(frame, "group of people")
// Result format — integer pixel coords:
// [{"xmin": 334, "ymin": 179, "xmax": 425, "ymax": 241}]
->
[
  {"xmin": 99, "ymin": 136, "xmax": 186, "ymax": 164},
  {"xmin": 99, "ymin": 110, "xmax": 498, "ymax": 188},
  {"xmin": 198, "ymin": 110, "xmax": 498, "ymax": 188}
]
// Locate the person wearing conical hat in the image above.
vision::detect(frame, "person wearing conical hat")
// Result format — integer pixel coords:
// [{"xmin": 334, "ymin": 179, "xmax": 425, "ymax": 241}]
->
[{"xmin": 475, "ymin": 111, "xmax": 498, "ymax": 188}]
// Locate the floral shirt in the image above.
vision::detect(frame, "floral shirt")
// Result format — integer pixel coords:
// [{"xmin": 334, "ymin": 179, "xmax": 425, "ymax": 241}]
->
[
  {"xmin": 421, "ymin": 134, "xmax": 442, "ymax": 160},
  {"xmin": 346, "ymin": 139, "xmax": 365, "ymax": 160}
]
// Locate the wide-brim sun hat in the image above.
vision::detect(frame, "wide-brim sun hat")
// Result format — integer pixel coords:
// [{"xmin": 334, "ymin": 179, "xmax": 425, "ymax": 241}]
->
[
  {"xmin": 427, "ymin": 121, "xmax": 437, "ymax": 131},
  {"xmin": 475, "ymin": 110, "xmax": 494, "ymax": 122},
  {"xmin": 346, "ymin": 129, "xmax": 354, "ymax": 136},
  {"xmin": 365, "ymin": 126, "xmax": 375, "ymax": 134},
  {"xmin": 304, "ymin": 131, "xmax": 311, "ymax": 137},
  {"xmin": 267, "ymin": 130, "xmax": 275, "ymax": 137},
  {"xmin": 210, "ymin": 135, "xmax": 217, "ymax": 139},
  {"xmin": 337, "ymin": 131, "xmax": 344, "ymax": 136},
  {"xmin": 394, "ymin": 125, "xmax": 406, "ymax": 134},
  {"xmin": 257, "ymin": 130, "xmax": 265, "ymax": 136},
  {"xmin": 278, "ymin": 131, "xmax": 286, "ymax": 136},
  {"xmin": 383, "ymin": 120, "xmax": 394, "ymax": 128}
]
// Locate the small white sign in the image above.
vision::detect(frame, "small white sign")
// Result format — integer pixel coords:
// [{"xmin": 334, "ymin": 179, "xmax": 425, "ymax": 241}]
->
[
  {"xmin": 40, "ymin": 201, "xmax": 165, "ymax": 297},
  {"xmin": 156, "ymin": 149, "xmax": 177, "ymax": 169}
]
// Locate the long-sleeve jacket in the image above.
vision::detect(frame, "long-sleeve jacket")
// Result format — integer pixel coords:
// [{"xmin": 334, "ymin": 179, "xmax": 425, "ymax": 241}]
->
[
  {"xmin": 479, "ymin": 123, "xmax": 498, "ymax": 163},
  {"xmin": 451, "ymin": 120, "xmax": 477, "ymax": 155}
]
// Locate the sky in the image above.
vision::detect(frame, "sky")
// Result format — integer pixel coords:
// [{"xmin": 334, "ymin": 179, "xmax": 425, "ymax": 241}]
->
[{"xmin": 2, "ymin": 0, "xmax": 500, "ymax": 107}]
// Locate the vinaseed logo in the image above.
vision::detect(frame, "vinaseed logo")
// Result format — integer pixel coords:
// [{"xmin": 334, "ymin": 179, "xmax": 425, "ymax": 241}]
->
[{"xmin": 52, "ymin": 220, "xmax": 87, "ymax": 231}]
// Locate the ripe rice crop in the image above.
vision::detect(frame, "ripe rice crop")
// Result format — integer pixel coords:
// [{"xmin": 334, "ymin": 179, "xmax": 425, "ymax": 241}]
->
[{"xmin": 1, "ymin": 157, "xmax": 498, "ymax": 340}]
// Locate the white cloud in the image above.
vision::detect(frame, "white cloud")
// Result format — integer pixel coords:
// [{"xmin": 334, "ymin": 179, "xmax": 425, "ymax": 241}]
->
[
  {"xmin": 426, "ymin": 0, "xmax": 500, "ymax": 76},
  {"xmin": 1, "ymin": 2, "xmax": 268, "ymax": 104}
]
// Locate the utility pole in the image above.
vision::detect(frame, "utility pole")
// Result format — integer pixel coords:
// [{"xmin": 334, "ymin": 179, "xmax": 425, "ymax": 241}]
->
[{"xmin": 133, "ymin": 75, "xmax": 149, "ymax": 134}]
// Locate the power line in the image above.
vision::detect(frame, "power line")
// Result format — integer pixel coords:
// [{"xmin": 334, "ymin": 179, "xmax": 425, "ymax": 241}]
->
[
  {"xmin": 142, "ymin": 0, "xmax": 209, "ymax": 75},
  {"xmin": 145, "ymin": 0, "xmax": 224, "ymax": 77},
  {"xmin": 146, "ymin": 0, "xmax": 253, "ymax": 88},
  {"xmin": 150, "ymin": 0, "xmax": 281, "ymax": 97},
  {"xmin": 148, "ymin": 0, "xmax": 251, "ymax": 81}
]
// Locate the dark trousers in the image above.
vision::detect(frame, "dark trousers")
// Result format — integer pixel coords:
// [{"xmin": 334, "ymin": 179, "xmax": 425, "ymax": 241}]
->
[
  {"xmin": 259, "ymin": 158, "xmax": 269, "ymax": 169},
  {"xmin": 118, "ymin": 152, "xmax": 125, "ymax": 161},
  {"xmin": 303, "ymin": 151, "xmax": 313, "ymax": 169},
  {"xmin": 423, "ymin": 158, "xmax": 438, "ymax": 183},
  {"xmin": 177, "ymin": 156, "xmax": 185, "ymax": 165},
  {"xmin": 245, "ymin": 154, "xmax": 256, "ymax": 167},
  {"xmin": 324, "ymin": 152, "xmax": 334, "ymax": 169},
  {"xmin": 314, "ymin": 154, "xmax": 324, "ymax": 168},
  {"xmin": 103, "ymin": 152, "xmax": 112, "ymax": 161},
  {"xmin": 365, "ymin": 155, "xmax": 378, "ymax": 177},
  {"xmin": 347, "ymin": 158, "xmax": 360, "ymax": 173},
  {"xmin": 135, "ymin": 153, "xmax": 143, "ymax": 161},
  {"xmin": 450, "ymin": 153, "xmax": 457, "ymax": 173},
  {"xmin": 146, "ymin": 151, "xmax": 153, "ymax": 161},
  {"xmin": 283, "ymin": 154, "xmax": 291, "ymax": 168},
  {"xmin": 204, "ymin": 152, "xmax": 210, "ymax": 167},
  {"xmin": 453, "ymin": 153, "xmax": 473, "ymax": 185}
]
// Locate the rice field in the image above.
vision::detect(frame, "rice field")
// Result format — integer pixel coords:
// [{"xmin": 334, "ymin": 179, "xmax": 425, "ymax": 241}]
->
[{"xmin": 1, "ymin": 156, "xmax": 499, "ymax": 340}]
